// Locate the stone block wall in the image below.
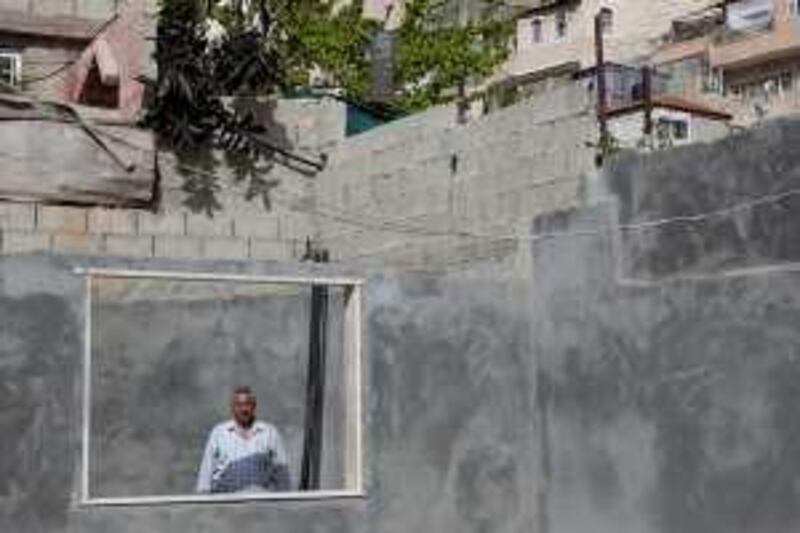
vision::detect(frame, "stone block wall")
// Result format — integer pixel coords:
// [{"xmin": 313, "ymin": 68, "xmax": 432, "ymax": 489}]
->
[
  {"xmin": 0, "ymin": 98, "xmax": 346, "ymax": 263},
  {"xmin": 315, "ymin": 83, "xmax": 596, "ymax": 270},
  {"xmin": 0, "ymin": 85, "xmax": 595, "ymax": 271}
]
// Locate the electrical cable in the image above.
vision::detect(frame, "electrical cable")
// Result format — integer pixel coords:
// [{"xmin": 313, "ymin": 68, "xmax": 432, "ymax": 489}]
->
[
  {"xmin": 20, "ymin": 11, "xmax": 121, "ymax": 87},
  {"xmin": 8, "ymin": 111, "xmax": 795, "ymax": 250},
  {"xmin": 171, "ymin": 153, "xmax": 800, "ymax": 245}
]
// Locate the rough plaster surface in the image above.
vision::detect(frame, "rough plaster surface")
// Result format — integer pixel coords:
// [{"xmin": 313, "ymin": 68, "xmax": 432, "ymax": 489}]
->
[
  {"xmin": 533, "ymin": 230, "xmax": 800, "ymax": 533},
  {"xmin": 607, "ymin": 118, "xmax": 800, "ymax": 279},
  {"xmin": 530, "ymin": 117, "xmax": 800, "ymax": 533},
  {"xmin": 0, "ymin": 256, "xmax": 537, "ymax": 533},
  {"xmin": 89, "ymin": 280, "xmax": 347, "ymax": 496},
  {"xmin": 1, "ymin": 116, "xmax": 800, "ymax": 533}
]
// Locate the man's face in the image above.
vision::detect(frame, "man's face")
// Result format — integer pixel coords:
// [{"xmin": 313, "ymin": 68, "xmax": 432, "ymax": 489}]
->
[{"xmin": 231, "ymin": 392, "xmax": 256, "ymax": 427}]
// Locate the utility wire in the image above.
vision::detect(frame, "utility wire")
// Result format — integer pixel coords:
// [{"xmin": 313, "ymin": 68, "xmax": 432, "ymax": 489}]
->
[
  {"xmin": 3, "ymin": 84, "xmax": 797, "ymax": 248},
  {"xmin": 4, "ymin": 126, "xmax": 796, "ymax": 249},
  {"xmin": 170, "ymin": 154, "xmax": 800, "ymax": 244},
  {"xmin": 21, "ymin": 11, "xmax": 121, "ymax": 87}
]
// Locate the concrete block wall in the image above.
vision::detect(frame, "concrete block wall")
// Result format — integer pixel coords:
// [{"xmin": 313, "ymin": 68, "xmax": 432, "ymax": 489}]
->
[
  {"xmin": 0, "ymin": 203, "xmax": 302, "ymax": 260},
  {"xmin": 0, "ymin": 86, "xmax": 595, "ymax": 270},
  {"xmin": 0, "ymin": 98, "xmax": 346, "ymax": 263},
  {"xmin": 315, "ymin": 83, "xmax": 597, "ymax": 269}
]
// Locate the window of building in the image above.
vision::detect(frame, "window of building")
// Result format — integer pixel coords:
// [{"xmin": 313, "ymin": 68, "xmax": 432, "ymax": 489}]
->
[
  {"xmin": 599, "ymin": 7, "xmax": 614, "ymax": 35},
  {"xmin": 727, "ymin": 70, "xmax": 796, "ymax": 101},
  {"xmin": 555, "ymin": 10, "xmax": 568, "ymax": 39},
  {"xmin": 531, "ymin": 18, "xmax": 543, "ymax": 43},
  {"xmin": 0, "ymin": 52, "xmax": 21, "ymax": 87},
  {"xmin": 80, "ymin": 268, "xmax": 364, "ymax": 505},
  {"xmin": 779, "ymin": 70, "xmax": 794, "ymax": 92},
  {"xmin": 706, "ymin": 68, "xmax": 724, "ymax": 94},
  {"xmin": 657, "ymin": 116, "xmax": 690, "ymax": 144}
]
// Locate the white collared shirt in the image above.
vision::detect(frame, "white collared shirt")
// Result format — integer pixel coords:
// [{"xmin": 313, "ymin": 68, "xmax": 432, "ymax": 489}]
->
[{"xmin": 196, "ymin": 420, "xmax": 290, "ymax": 493}]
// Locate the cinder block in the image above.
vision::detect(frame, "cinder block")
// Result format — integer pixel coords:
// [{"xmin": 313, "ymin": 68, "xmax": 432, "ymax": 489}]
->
[
  {"xmin": 249, "ymin": 238, "xmax": 293, "ymax": 261},
  {"xmin": 202, "ymin": 237, "xmax": 248, "ymax": 260},
  {"xmin": 38, "ymin": 205, "xmax": 88, "ymax": 234},
  {"xmin": 278, "ymin": 214, "xmax": 315, "ymax": 241},
  {"xmin": 153, "ymin": 236, "xmax": 202, "ymax": 259},
  {"xmin": 88, "ymin": 208, "xmax": 139, "ymax": 235},
  {"xmin": 1, "ymin": 231, "xmax": 50, "ymax": 254},
  {"xmin": 186, "ymin": 214, "xmax": 235, "ymax": 237},
  {"xmin": 51, "ymin": 234, "xmax": 105, "ymax": 255},
  {"xmin": 105, "ymin": 235, "xmax": 154, "ymax": 258},
  {"xmin": 138, "ymin": 212, "xmax": 186, "ymax": 236},
  {"xmin": 233, "ymin": 215, "xmax": 280, "ymax": 239},
  {"xmin": 0, "ymin": 202, "xmax": 36, "ymax": 231}
]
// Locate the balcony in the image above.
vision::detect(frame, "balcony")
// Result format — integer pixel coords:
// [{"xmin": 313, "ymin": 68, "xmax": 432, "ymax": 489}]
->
[{"xmin": 711, "ymin": 5, "xmax": 800, "ymax": 70}]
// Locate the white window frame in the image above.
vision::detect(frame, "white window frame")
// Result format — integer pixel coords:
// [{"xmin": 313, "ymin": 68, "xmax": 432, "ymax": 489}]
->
[
  {"xmin": 76, "ymin": 267, "xmax": 365, "ymax": 506},
  {"xmin": 0, "ymin": 52, "xmax": 22, "ymax": 87}
]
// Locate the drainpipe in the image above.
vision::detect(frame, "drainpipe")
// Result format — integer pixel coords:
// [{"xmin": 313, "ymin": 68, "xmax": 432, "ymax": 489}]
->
[
  {"xmin": 594, "ymin": 11, "xmax": 608, "ymax": 165},
  {"xmin": 300, "ymin": 240, "xmax": 330, "ymax": 491},
  {"xmin": 642, "ymin": 65, "xmax": 653, "ymax": 136}
]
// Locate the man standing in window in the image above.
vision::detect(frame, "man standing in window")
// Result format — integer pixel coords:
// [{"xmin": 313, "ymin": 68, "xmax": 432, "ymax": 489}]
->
[{"xmin": 196, "ymin": 386, "xmax": 291, "ymax": 493}]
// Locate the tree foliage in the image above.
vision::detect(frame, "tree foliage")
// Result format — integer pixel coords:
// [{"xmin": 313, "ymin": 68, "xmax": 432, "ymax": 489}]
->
[
  {"xmin": 392, "ymin": 0, "xmax": 512, "ymax": 112},
  {"xmin": 279, "ymin": 1, "xmax": 379, "ymax": 101},
  {"xmin": 144, "ymin": 0, "xmax": 512, "ymax": 214},
  {"xmin": 144, "ymin": 0, "xmax": 290, "ymax": 215},
  {"xmin": 278, "ymin": 0, "xmax": 513, "ymax": 112}
]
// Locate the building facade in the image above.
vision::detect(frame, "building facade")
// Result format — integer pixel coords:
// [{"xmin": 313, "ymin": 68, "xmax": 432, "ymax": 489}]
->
[
  {"xmin": 507, "ymin": 0, "xmax": 719, "ymax": 78},
  {"xmin": 654, "ymin": 0, "xmax": 800, "ymax": 124},
  {"xmin": 0, "ymin": 0, "xmax": 153, "ymax": 118}
]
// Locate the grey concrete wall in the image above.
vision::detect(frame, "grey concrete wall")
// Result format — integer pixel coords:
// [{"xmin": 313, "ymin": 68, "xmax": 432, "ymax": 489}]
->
[
  {"xmin": 89, "ymin": 280, "xmax": 346, "ymax": 496},
  {"xmin": 2, "ymin": 94, "xmax": 799, "ymax": 533},
  {"xmin": 529, "ymin": 116, "xmax": 800, "ymax": 533},
  {"xmin": 0, "ymin": 254, "xmax": 537, "ymax": 533},
  {"xmin": 606, "ymin": 117, "xmax": 800, "ymax": 280}
]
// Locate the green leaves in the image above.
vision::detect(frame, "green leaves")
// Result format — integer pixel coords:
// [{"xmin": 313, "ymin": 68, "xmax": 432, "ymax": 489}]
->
[
  {"xmin": 145, "ymin": 0, "xmax": 289, "ymax": 216},
  {"xmin": 280, "ymin": 0, "xmax": 378, "ymax": 101},
  {"xmin": 278, "ymin": 0, "xmax": 512, "ymax": 113},
  {"xmin": 145, "ymin": 0, "xmax": 513, "ymax": 215},
  {"xmin": 391, "ymin": 0, "xmax": 512, "ymax": 112}
]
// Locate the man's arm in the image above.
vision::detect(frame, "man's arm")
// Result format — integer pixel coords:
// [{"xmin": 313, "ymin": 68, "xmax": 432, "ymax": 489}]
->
[
  {"xmin": 267, "ymin": 428, "xmax": 291, "ymax": 491},
  {"xmin": 195, "ymin": 429, "xmax": 217, "ymax": 493}
]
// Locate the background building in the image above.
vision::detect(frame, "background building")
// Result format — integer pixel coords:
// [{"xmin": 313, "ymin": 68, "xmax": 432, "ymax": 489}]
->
[
  {"xmin": 654, "ymin": 0, "xmax": 800, "ymax": 124},
  {"xmin": 507, "ymin": 0, "xmax": 719, "ymax": 78},
  {"xmin": 0, "ymin": 0, "xmax": 153, "ymax": 118}
]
